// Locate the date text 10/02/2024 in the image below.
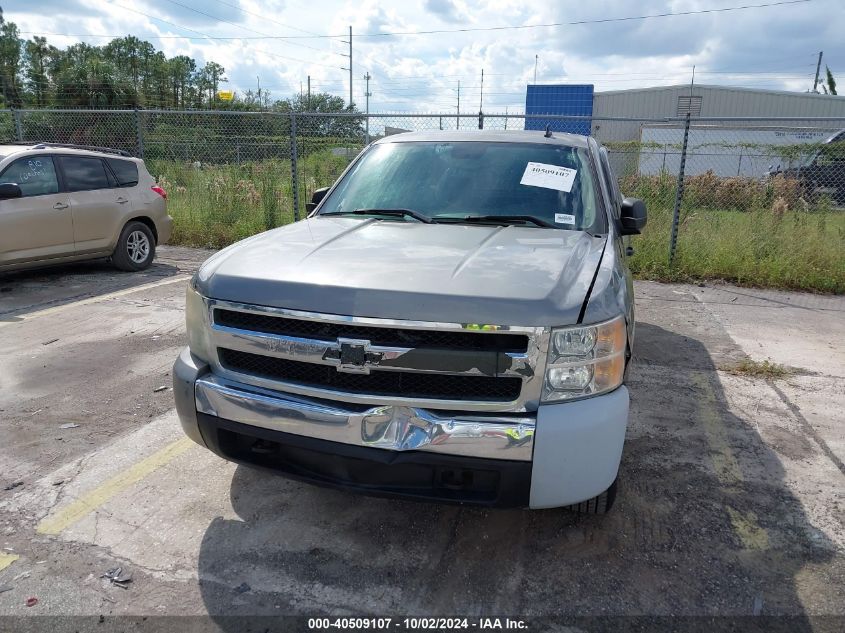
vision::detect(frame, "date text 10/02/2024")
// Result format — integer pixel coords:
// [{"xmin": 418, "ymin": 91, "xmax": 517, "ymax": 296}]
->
[{"xmin": 307, "ymin": 618, "xmax": 529, "ymax": 630}]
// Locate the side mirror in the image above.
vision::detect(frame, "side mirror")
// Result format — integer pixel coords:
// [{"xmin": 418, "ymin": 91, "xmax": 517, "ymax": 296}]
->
[
  {"xmin": 305, "ymin": 186, "xmax": 330, "ymax": 214},
  {"xmin": 620, "ymin": 197, "xmax": 647, "ymax": 235},
  {"xmin": 0, "ymin": 183, "xmax": 22, "ymax": 200}
]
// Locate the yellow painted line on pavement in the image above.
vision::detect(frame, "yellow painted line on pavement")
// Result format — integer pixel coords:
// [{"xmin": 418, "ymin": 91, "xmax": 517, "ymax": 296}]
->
[
  {"xmin": 0, "ymin": 552, "xmax": 19, "ymax": 572},
  {"xmin": 692, "ymin": 372, "xmax": 743, "ymax": 488},
  {"xmin": 0, "ymin": 274, "xmax": 190, "ymax": 327},
  {"xmin": 37, "ymin": 437, "xmax": 194, "ymax": 536},
  {"xmin": 691, "ymin": 372, "xmax": 770, "ymax": 551}
]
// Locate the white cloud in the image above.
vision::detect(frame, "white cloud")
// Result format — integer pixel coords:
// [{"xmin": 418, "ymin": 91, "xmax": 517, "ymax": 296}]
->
[
  {"xmin": 423, "ymin": 0, "xmax": 469, "ymax": 24},
  {"xmin": 3, "ymin": 0, "xmax": 842, "ymax": 111}
]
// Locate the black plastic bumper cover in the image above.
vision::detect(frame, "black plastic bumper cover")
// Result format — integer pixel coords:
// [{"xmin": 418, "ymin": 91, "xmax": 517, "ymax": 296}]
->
[{"xmin": 197, "ymin": 412, "xmax": 531, "ymax": 507}]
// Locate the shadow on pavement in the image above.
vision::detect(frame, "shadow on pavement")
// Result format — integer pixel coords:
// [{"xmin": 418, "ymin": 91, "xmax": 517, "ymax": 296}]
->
[
  {"xmin": 0, "ymin": 258, "xmax": 181, "ymax": 320},
  {"xmin": 196, "ymin": 322, "xmax": 838, "ymax": 629}
]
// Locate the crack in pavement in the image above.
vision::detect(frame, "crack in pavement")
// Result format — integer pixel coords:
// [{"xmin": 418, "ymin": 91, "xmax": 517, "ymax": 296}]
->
[
  {"xmin": 688, "ymin": 289, "xmax": 845, "ymax": 479},
  {"xmin": 768, "ymin": 381, "xmax": 845, "ymax": 478}
]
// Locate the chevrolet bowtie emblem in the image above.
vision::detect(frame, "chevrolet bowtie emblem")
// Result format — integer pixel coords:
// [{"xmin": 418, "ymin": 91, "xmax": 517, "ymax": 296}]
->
[{"xmin": 323, "ymin": 339, "xmax": 384, "ymax": 374}]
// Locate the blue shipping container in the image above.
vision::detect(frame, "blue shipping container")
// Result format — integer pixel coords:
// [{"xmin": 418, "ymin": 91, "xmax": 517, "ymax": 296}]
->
[{"xmin": 525, "ymin": 85, "xmax": 594, "ymax": 135}]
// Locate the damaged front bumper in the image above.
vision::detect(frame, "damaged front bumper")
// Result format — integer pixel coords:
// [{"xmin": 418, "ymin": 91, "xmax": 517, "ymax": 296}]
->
[
  {"xmin": 194, "ymin": 374, "xmax": 535, "ymax": 461},
  {"xmin": 174, "ymin": 347, "xmax": 628, "ymax": 509}
]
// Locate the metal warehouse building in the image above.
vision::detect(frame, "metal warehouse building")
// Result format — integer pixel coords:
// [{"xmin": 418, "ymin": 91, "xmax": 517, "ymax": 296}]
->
[
  {"xmin": 589, "ymin": 84, "xmax": 845, "ymax": 144},
  {"xmin": 525, "ymin": 84, "xmax": 845, "ymax": 177}
]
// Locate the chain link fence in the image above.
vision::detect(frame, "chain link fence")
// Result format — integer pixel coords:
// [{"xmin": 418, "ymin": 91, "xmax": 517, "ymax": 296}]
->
[{"xmin": 3, "ymin": 108, "xmax": 843, "ymax": 290}]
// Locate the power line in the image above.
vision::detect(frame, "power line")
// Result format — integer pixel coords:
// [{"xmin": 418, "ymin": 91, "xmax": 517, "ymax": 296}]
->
[
  {"xmin": 207, "ymin": 0, "xmax": 324, "ymax": 38},
  {"xmin": 159, "ymin": 0, "xmax": 344, "ymax": 57},
  {"xmin": 20, "ymin": 0, "xmax": 812, "ymax": 41},
  {"xmin": 352, "ymin": 0, "xmax": 813, "ymax": 37},
  {"xmin": 103, "ymin": 0, "xmax": 343, "ymax": 70}
]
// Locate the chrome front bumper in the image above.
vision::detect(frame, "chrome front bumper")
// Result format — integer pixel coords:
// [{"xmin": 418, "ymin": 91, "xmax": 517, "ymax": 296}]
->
[
  {"xmin": 173, "ymin": 348, "xmax": 629, "ymax": 508},
  {"xmin": 193, "ymin": 373, "xmax": 536, "ymax": 461}
]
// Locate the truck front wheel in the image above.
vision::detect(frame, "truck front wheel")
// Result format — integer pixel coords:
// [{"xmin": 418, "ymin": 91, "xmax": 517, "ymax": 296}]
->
[{"xmin": 568, "ymin": 476, "xmax": 618, "ymax": 514}]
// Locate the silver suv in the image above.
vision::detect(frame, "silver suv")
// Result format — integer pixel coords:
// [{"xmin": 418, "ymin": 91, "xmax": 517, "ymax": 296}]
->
[{"xmin": 0, "ymin": 143, "xmax": 171, "ymax": 272}]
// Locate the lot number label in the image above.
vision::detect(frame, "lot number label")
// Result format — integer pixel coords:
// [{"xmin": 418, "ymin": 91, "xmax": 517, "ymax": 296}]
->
[{"xmin": 520, "ymin": 162, "xmax": 577, "ymax": 192}]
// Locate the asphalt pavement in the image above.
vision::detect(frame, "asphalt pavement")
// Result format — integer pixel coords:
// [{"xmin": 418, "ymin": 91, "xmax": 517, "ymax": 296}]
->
[{"xmin": 0, "ymin": 246, "xmax": 843, "ymax": 630}]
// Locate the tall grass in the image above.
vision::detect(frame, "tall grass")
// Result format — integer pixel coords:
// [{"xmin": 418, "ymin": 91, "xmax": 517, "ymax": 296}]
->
[
  {"xmin": 625, "ymin": 172, "xmax": 845, "ymax": 293},
  {"xmin": 630, "ymin": 205, "xmax": 845, "ymax": 293},
  {"xmin": 150, "ymin": 158, "xmax": 845, "ymax": 294},
  {"xmin": 148, "ymin": 151, "xmax": 349, "ymax": 249}
]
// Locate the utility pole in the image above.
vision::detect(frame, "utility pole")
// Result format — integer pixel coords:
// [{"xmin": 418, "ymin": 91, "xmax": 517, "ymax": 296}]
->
[
  {"xmin": 364, "ymin": 72, "xmax": 372, "ymax": 144},
  {"xmin": 349, "ymin": 26, "xmax": 353, "ymax": 108},
  {"xmin": 456, "ymin": 80, "xmax": 460, "ymax": 130},
  {"xmin": 478, "ymin": 68, "xmax": 484, "ymax": 129},
  {"xmin": 257, "ymin": 76, "xmax": 261, "ymax": 109},
  {"xmin": 307, "ymin": 75, "xmax": 311, "ymax": 110},
  {"xmin": 534, "ymin": 55, "xmax": 538, "ymax": 84},
  {"xmin": 813, "ymin": 51, "xmax": 823, "ymax": 93},
  {"xmin": 341, "ymin": 26, "xmax": 353, "ymax": 109}
]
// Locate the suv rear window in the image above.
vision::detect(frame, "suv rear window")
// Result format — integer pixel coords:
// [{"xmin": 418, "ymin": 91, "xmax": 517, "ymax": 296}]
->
[
  {"xmin": 106, "ymin": 158, "xmax": 139, "ymax": 187},
  {"xmin": 59, "ymin": 156, "xmax": 111, "ymax": 192}
]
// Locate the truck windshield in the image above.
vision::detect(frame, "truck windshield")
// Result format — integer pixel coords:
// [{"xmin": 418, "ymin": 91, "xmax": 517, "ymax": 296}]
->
[{"xmin": 318, "ymin": 141, "xmax": 604, "ymax": 232}]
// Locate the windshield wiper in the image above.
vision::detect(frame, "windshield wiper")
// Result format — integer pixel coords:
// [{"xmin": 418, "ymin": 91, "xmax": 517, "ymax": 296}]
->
[
  {"xmin": 322, "ymin": 208, "xmax": 432, "ymax": 223},
  {"xmin": 433, "ymin": 214, "xmax": 557, "ymax": 229}
]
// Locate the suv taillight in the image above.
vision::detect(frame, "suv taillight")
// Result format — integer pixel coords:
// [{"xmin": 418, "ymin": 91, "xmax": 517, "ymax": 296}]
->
[{"xmin": 151, "ymin": 185, "xmax": 167, "ymax": 199}]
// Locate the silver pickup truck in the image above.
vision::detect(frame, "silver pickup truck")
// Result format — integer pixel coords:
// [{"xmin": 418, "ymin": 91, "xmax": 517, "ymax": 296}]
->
[{"xmin": 173, "ymin": 130, "xmax": 646, "ymax": 513}]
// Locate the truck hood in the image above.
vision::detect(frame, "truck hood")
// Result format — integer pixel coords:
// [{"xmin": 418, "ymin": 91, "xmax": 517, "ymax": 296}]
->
[{"xmin": 196, "ymin": 217, "xmax": 606, "ymax": 326}]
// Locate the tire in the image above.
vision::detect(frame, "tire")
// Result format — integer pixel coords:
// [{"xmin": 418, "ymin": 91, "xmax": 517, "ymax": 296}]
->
[
  {"xmin": 112, "ymin": 221, "xmax": 156, "ymax": 271},
  {"xmin": 567, "ymin": 476, "xmax": 618, "ymax": 515}
]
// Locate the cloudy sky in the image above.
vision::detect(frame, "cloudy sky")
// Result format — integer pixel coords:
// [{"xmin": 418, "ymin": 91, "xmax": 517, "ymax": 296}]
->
[{"xmin": 3, "ymin": 0, "xmax": 842, "ymax": 112}]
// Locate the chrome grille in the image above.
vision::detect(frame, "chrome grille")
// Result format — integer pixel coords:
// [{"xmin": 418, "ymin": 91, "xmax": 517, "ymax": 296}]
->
[
  {"xmin": 218, "ymin": 349, "xmax": 523, "ymax": 401},
  {"xmin": 213, "ymin": 308, "xmax": 529, "ymax": 353},
  {"xmin": 205, "ymin": 300, "xmax": 548, "ymax": 412}
]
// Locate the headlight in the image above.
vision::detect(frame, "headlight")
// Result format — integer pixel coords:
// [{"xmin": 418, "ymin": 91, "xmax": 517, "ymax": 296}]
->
[
  {"xmin": 542, "ymin": 315, "xmax": 626, "ymax": 402},
  {"xmin": 185, "ymin": 279, "xmax": 213, "ymax": 362}
]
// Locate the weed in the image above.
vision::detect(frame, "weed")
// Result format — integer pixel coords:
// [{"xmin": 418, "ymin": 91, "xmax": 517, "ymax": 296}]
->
[{"xmin": 722, "ymin": 358, "xmax": 791, "ymax": 379}]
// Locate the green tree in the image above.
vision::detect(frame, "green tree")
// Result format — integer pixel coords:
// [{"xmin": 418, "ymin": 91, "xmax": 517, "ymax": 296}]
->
[
  {"xmin": 196, "ymin": 61, "xmax": 227, "ymax": 107},
  {"xmin": 0, "ymin": 8, "xmax": 23, "ymax": 107},
  {"xmin": 274, "ymin": 92, "xmax": 364, "ymax": 138},
  {"xmin": 24, "ymin": 36, "xmax": 56, "ymax": 106},
  {"xmin": 54, "ymin": 58, "xmax": 136, "ymax": 107},
  {"xmin": 103, "ymin": 36, "xmax": 155, "ymax": 100},
  {"xmin": 168, "ymin": 55, "xmax": 196, "ymax": 108},
  {"xmin": 147, "ymin": 51, "xmax": 170, "ymax": 107},
  {"xmin": 824, "ymin": 66, "xmax": 837, "ymax": 96}
]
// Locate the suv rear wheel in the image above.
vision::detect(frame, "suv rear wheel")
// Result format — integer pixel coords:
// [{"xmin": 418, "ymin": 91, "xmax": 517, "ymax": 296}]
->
[
  {"xmin": 113, "ymin": 221, "xmax": 155, "ymax": 271},
  {"xmin": 567, "ymin": 476, "xmax": 618, "ymax": 514}
]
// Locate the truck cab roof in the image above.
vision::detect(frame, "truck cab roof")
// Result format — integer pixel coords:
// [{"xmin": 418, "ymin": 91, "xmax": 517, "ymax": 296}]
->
[{"xmin": 374, "ymin": 129, "xmax": 592, "ymax": 149}]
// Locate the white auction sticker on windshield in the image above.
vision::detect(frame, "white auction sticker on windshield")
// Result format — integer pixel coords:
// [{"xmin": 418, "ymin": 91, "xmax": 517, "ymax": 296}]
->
[
  {"xmin": 520, "ymin": 162, "xmax": 577, "ymax": 192},
  {"xmin": 554, "ymin": 213, "xmax": 576, "ymax": 225}
]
